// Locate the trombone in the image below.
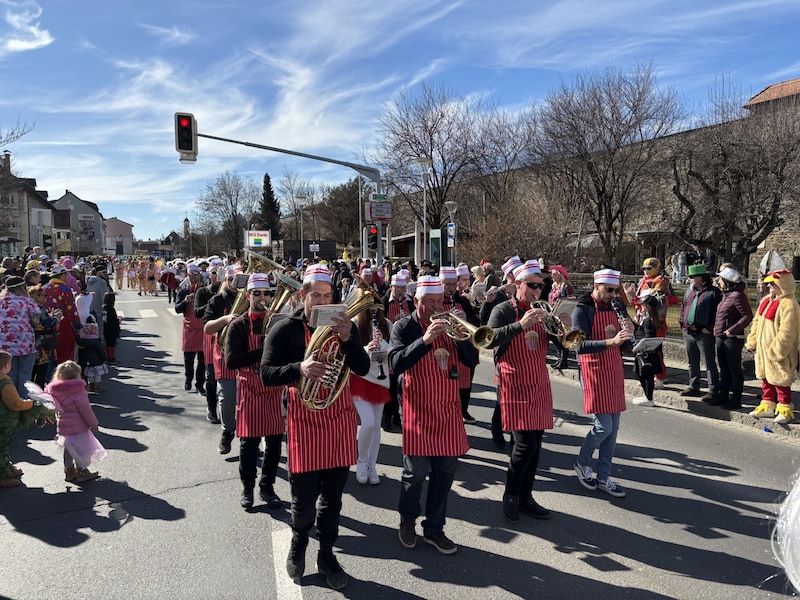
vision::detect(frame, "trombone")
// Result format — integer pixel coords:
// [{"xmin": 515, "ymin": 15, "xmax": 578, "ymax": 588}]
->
[{"xmin": 430, "ymin": 310, "xmax": 495, "ymax": 349}]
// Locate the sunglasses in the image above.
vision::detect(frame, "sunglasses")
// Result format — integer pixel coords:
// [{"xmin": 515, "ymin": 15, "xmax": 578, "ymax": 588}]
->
[
  {"xmin": 604, "ymin": 286, "xmax": 619, "ymax": 293},
  {"xmin": 250, "ymin": 290, "xmax": 272, "ymax": 297},
  {"xmin": 525, "ymin": 282, "xmax": 544, "ymax": 290}
]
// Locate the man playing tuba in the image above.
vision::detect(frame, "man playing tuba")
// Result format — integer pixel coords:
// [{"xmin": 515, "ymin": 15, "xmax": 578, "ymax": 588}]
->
[{"xmin": 260, "ymin": 264, "xmax": 369, "ymax": 591}]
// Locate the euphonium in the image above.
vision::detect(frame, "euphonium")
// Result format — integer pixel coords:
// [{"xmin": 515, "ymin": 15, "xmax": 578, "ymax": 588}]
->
[
  {"xmin": 429, "ymin": 310, "xmax": 495, "ymax": 349},
  {"xmin": 531, "ymin": 300, "xmax": 586, "ymax": 350},
  {"xmin": 298, "ymin": 287, "xmax": 382, "ymax": 411},
  {"xmin": 262, "ymin": 272, "xmax": 303, "ymax": 334}
]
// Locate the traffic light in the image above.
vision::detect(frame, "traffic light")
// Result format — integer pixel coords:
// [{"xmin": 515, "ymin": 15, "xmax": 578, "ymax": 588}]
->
[
  {"xmin": 174, "ymin": 112, "xmax": 198, "ymax": 162},
  {"xmin": 368, "ymin": 224, "xmax": 378, "ymax": 250},
  {"xmin": 42, "ymin": 234, "xmax": 52, "ymax": 250}
]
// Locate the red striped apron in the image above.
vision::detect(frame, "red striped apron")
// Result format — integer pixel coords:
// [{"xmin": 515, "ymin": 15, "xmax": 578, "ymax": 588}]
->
[
  {"xmin": 235, "ymin": 318, "xmax": 284, "ymax": 438},
  {"xmin": 442, "ymin": 296, "xmax": 475, "ymax": 389},
  {"xmin": 285, "ymin": 326, "xmax": 358, "ymax": 474},
  {"xmin": 386, "ymin": 297, "xmax": 410, "ymax": 323},
  {"xmin": 181, "ymin": 286, "xmax": 204, "ymax": 352},
  {"xmin": 203, "ymin": 333, "xmax": 214, "ymax": 366},
  {"xmin": 401, "ymin": 328, "xmax": 469, "ymax": 456},
  {"xmin": 212, "ymin": 304, "xmax": 236, "ymax": 380},
  {"xmin": 578, "ymin": 305, "xmax": 627, "ymax": 414},
  {"xmin": 497, "ymin": 316, "xmax": 553, "ymax": 431}
]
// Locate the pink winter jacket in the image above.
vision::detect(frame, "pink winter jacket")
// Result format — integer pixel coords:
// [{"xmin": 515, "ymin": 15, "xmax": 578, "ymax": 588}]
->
[{"xmin": 45, "ymin": 378, "xmax": 99, "ymax": 435}]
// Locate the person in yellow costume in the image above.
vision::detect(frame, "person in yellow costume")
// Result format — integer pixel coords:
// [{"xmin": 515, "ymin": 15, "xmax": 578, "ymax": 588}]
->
[{"xmin": 746, "ymin": 269, "xmax": 799, "ymax": 424}]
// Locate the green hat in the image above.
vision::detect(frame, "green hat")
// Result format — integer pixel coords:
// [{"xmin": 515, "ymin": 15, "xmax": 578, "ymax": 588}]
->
[{"xmin": 688, "ymin": 264, "xmax": 708, "ymax": 277}]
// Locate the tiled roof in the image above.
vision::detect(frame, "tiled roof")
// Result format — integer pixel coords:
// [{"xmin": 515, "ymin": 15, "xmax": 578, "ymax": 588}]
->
[{"xmin": 744, "ymin": 78, "xmax": 800, "ymax": 108}]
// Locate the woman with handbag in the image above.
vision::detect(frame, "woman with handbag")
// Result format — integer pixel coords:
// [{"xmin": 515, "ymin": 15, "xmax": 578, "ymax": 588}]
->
[{"xmin": 632, "ymin": 295, "xmax": 664, "ymax": 407}]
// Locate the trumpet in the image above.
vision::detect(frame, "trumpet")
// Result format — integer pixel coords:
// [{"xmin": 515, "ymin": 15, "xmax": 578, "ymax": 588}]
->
[
  {"xmin": 531, "ymin": 300, "xmax": 586, "ymax": 350},
  {"xmin": 430, "ymin": 310, "xmax": 495, "ymax": 349}
]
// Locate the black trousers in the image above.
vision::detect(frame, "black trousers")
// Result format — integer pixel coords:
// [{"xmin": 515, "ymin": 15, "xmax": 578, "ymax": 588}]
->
[
  {"xmin": 290, "ymin": 466, "xmax": 349, "ymax": 549},
  {"xmin": 505, "ymin": 429, "xmax": 544, "ymax": 499},
  {"xmin": 183, "ymin": 351, "xmax": 205, "ymax": 387},
  {"xmin": 239, "ymin": 434, "xmax": 283, "ymax": 491},
  {"xmin": 638, "ymin": 374, "xmax": 655, "ymax": 401},
  {"xmin": 205, "ymin": 363, "xmax": 217, "ymax": 414},
  {"xmin": 385, "ymin": 373, "xmax": 401, "ymax": 422}
]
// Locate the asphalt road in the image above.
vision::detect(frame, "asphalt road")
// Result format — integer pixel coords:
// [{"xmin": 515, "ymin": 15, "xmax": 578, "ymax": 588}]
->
[{"xmin": 2, "ymin": 290, "xmax": 799, "ymax": 600}]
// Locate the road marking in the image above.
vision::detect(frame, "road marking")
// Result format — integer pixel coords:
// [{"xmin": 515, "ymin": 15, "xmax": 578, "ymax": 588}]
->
[
  {"xmin": 139, "ymin": 309, "xmax": 159, "ymax": 318},
  {"xmin": 272, "ymin": 523, "xmax": 304, "ymax": 599}
]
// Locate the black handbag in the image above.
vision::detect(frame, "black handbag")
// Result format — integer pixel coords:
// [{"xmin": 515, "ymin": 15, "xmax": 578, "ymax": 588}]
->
[{"xmin": 636, "ymin": 351, "xmax": 654, "ymax": 377}]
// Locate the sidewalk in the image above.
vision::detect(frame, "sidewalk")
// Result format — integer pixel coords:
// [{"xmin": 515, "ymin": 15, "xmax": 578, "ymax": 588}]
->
[{"xmin": 481, "ymin": 343, "xmax": 800, "ymax": 441}]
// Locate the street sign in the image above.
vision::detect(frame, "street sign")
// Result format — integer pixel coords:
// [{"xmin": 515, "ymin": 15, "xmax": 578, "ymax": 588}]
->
[
  {"xmin": 447, "ymin": 222, "xmax": 455, "ymax": 248},
  {"xmin": 309, "ymin": 243, "xmax": 320, "ymax": 252},
  {"xmin": 244, "ymin": 230, "xmax": 271, "ymax": 248},
  {"xmin": 368, "ymin": 201, "xmax": 392, "ymax": 222},
  {"xmin": 371, "ymin": 193, "xmax": 388, "ymax": 201}
]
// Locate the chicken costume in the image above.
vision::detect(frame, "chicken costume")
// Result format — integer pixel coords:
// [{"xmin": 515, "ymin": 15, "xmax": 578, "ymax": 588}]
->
[{"xmin": 746, "ymin": 269, "xmax": 799, "ymax": 424}]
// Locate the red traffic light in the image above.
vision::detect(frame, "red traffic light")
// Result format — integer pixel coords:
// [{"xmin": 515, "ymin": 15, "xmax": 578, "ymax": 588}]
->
[
  {"xmin": 174, "ymin": 112, "xmax": 197, "ymax": 160},
  {"xmin": 369, "ymin": 226, "xmax": 378, "ymax": 234},
  {"xmin": 178, "ymin": 116, "xmax": 191, "ymax": 128}
]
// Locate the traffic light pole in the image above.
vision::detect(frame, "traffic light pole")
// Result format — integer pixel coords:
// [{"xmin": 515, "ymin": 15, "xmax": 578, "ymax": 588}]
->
[{"xmin": 196, "ymin": 133, "xmax": 382, "ymax": 192}]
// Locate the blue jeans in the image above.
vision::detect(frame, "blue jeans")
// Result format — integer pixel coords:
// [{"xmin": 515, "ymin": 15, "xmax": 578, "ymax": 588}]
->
[
  {"xmin": 216, "ymin": 377, "xmax": 237, "ymax": 434},
  {"xmin": 682, "ymin": 331, "xmax": 719, "ymax": 393},
  {"xmin": 10, "ymin": 353, "xmax": 37, "ymax": 398},
  {"xmin": 577, "ymin": 412, "xmax": 620, "ymax": 482},
  {"xmin": 398, "ymin": 455, "xmax": 458, "ymax": 535}
]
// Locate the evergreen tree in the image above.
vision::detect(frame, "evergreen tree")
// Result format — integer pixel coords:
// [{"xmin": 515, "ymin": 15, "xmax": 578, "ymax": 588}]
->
[{"xmin": 255, "ymin": 173, "xmax": 282, "ymax": 240}]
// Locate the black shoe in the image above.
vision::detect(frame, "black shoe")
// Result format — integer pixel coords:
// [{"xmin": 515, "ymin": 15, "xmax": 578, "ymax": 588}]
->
[
  {"xmin": 492, "ymin": 435, "xmax": 507, "ymax": 451},
  {"xmin": 196, "ymin": 385, "xmax": 206, "ymax": 395},
  {"xmin": 381, "ymin": 414, "xmax": 392, "ymax": 432},
  {"xmin": 680, "ymin": 388, "xmax": 703, "ymax": 397},
  {"xmin": 722, "ymin": 400, "xmax": 742, "ymax": 410},
  {"xmin": 184, "ymin": 379, "xmax": 192, "ymax": 391},
  {"xmin": 259, "ymin": 487, "xmax": 283, "ymax": 509},
  {"xmin": 392, "ymin": 415, "xmax": 402, "ymax": 428},
  {"xmin": 240, "ymin": 489, "xmax": 253, "ymax": 509},
  {"xmin": 317, "ymin": 550, "xmax": 348, "ymax": 591},
  {"xmin": 206, "ymin": 410, "xmax": 221, "ymax": 424},
  {"xmin": 462, "ymin": 412, "xmax": 477, "ymax": 424},
  {"xmin": 707, "ymin": 395, "xmax": 728, "ymax": 406},
  {"xmin": 286, "ymin": 534, "xmax": 308, "ymax": 580},
  {"xmin": 519, "ymin": 498, "xmax": 551, "ymax": 520},
  {"xmin": 502, "ymin": 495, "xmax": 520, "ymax": 523},
  {"xmin": 218, "ymin": 432, "xmax": 234, "ymax": 455}
]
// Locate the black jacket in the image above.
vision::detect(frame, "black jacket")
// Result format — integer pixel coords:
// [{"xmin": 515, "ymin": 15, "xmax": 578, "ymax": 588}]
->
[
  {"xmin": 194, "ymin": 282, "xmax": 221, "ymax": 320},
  {"xmin": 388, "ymin": 312, "xmax": 479, "ymax": 376},
  {"xmin": 203, "ymin": 286, "xmax": 238, "ymax": 324},
  {"xmin": 77, "ymin": 337, "xmax": 106, "ymax": 368},
  {"xmin": 225, "ymin": 312, "xmax": 264, "ymax": 372}
]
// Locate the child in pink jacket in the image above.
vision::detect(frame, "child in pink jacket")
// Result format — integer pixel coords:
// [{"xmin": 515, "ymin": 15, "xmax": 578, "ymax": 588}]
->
[{"xmin": 45, "ymin": 360, "xmax": 106, "ymax": 483}]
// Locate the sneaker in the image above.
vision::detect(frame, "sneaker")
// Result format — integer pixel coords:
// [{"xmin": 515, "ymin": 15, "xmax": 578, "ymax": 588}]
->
[
  {"xmin": 574, "ymin": 462, "xmax": 597, "ymax": 491},
  {"xmin": 423, "ymin": 531, "xmax": 458, "ymax": 555},
  {"xmin": 0, "ymin": 477, "xmax": 22, "ymax": 487},
  {"xmin": 680, "ymin": 388, "xmax": 703, "ymax": 397},
  {"xmin": 367, "ymin": 466, "xmax": 380, "ymax": 486},
  {"xmin": 398, "ymin": 519, "xmax": 417, "ymax": 549},
  {"xmin": 355, "ymin": 462, "xmax": 368, "ymax": 484},
  {"xmin": 184, "ymin": 379, "xmax": 192, "ymax": 391},
  {"xmin": 462, "ymin": 412, "xmax": 477, "ymax": 424},
  {"xmin": 196, "ymin": 385, "xmax": 206, "ymax": 395},
  {"xmin": 317, "ymin": 550, "xmax": 348, "ymax": 591},
  {"xmin": 597, "ymin": 478, "xmax": 626, "ymax": 498},
  {"xmin": 206, "ymin": 410, "xmax": 221, "ymax": 424},
  {"xmin": 218, "ymin": 432, "xmax": 234, "ymax": 455},
  {"xmin": 240, "ymin": 489, "xmax": 254, "ymax": 509},
  {"xmin": 75, "ymin": 469, "xmax": 99, "ymax": 483},
  {"xmin": 631, "ymin": 396, "xmax": 655, "ymax": 407},
  {"xmin": 502, "ymin": 495, "xmax": 520, "ymax": 523},
  {"xmin": 653, "ymin": 379, "xmax": 665, "ymax": 390}
]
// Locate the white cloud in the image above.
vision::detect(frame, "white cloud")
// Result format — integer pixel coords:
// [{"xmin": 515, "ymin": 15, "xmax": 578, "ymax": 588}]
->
[
  {"xmin": 138, "ymin": 23, "xmax": 195, "ymax": 46},
  {"xmin": 0, "ymin": 0, "xmax": 53, "ymax": 57}
]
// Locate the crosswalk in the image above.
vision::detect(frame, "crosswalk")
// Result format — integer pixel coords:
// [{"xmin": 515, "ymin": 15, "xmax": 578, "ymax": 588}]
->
[{"xmin": 117, "ymin": 307, "xmax": 178, "ymax": 319}]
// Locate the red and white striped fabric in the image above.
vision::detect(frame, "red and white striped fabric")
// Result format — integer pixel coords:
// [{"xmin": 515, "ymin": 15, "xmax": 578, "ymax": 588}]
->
[
  {"xmin": 442, "ymin": 295, "xmax": 474, "ymax": 389},
  {"xmin": 235, "ymin": 323, "xmax": 285, "ymax": 438},
  {"xmin": 285, "ymin": 384, "xmax": 358, "ymax": 474},
  {"xmin": 386, "ymin": 298, "xmax": 410, "ymax": 323},
  {"xmin": 578, "ymin": 305, "xmax": 627, "ymax": 414},
  {"xmin": 212, "ymin": 305, "xmax": 236, "ymax": 380},
  {"xmin": 182, "ymin": 287, "xmax": 204, "ymax": 352},
  {"xmin": 496, "ymin": 320, "xmax": 553, "ymax": 431},
  {"xmin": 203, "ymin": 332, "xmax": 214, "ymax": 366},
  {"xmin": 401, "ymin": 330, "xmax": 469, "ymax": 456}
]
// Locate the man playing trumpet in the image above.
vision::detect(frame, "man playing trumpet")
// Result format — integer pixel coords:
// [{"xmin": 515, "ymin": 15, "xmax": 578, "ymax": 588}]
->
[{"xmin": 486, "ymin": 260, "xmax": 554, "ymax": 522}]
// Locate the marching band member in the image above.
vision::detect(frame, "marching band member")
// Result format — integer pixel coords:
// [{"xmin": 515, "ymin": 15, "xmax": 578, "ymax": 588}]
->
[
  {"xmin": 224, "ymin": 273, "xmax": 284, "ymax": 510},
  {"xmin": 203, "ymin": 264, "xmax": 242, "ymax": 455},
  {"xmin": 389, "ymin": 276, "xmax": 479, "ymax": 556},
  {"xmin": 440, "ymin": 266, "xmax": 480, "ymax": 424},
  {"xmin": 174, "ymin": 264, "xmax": 205, "ymax": 394},
  {"xmin": 487, "ymin": 260, "xmax": 553, "ymax": 522},
  {"xmin": 380, "ymin": 273, "xmax": 414, "ymax": 431},
  {"xmin": 260, "ymin": 264, "xmax": 369, "ymax": 591},
  {"xmin": 572, "ymin": 268, "xmax": 634, "ymax": 499},
  {"xmin": 194, "ymin": 266, "xmax": 222, "ymax": 423}
]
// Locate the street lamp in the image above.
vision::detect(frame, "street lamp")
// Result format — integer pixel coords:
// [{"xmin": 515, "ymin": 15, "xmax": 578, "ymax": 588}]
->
[
  {"xmin": 295, "ymin": 194, "xmax": 309, "ymax": 265},
  {"xmin": 415, "ymin": 158, "xmax": 433, "ymax": 264},
  {"xmin": 444, "ymin": 200, "xmax": 458, "ymax": 266}
]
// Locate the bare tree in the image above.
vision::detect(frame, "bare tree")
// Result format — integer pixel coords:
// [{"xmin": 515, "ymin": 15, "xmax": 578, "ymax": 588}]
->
[
  {"xmin": 373, "ymin": 82, "xmax": 484, "ymax": 235},
  {"xmin": 317, "ymin": 177, "xmax": 371, "ymax": 250},
  {"xmin": 667, "ymin": 82, "xmax": 800, "ymax": 275},
  {"xmin": 276, "ymin": 168, "xmax": 314, "ymax": 239},
  {"xmin": 532, "ymin": 64, "xmax": 684, "ymax": 265},
  {"xmin": 1, "ymin": 118, "xmax": 34, "ymax": 147},
  {"xmin": 195, "ymin": 171, "xmax": 260, "ymax": 257}
]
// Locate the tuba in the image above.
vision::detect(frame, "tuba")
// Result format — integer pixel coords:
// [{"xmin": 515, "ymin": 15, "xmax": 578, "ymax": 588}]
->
[
  {"xmin": 531, "ymin": 300, "xmax": 586, "ymax": 350},
  {"xmin": 218, "ymin": 250, "xmax": 287, "ymax": 347},
  {"xmin": 429, "ymin": 310, "xmax": 495, "ymax": 349},
  {"xmin": 298, "ymin": 287, "xmax": 382, "ymax": 411}
]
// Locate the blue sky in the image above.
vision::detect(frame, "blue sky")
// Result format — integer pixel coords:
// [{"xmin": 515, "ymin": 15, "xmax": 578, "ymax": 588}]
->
[{"xmin": 2, "ymin": 0, "xmax": 800, "ymax": 242}]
